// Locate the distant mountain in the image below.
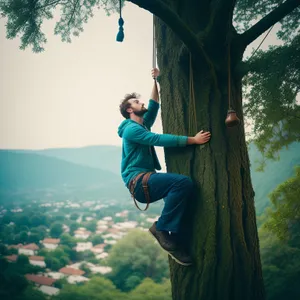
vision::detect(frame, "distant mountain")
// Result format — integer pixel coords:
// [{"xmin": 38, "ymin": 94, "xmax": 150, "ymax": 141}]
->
[
  {"xmin": 0, "ymin": 150, "xmax": 127, "ymax": 203},
  {"xmin": 10, "ymin": 145, "xmax": 121, "ymax": 175},
  {"xmin": 2, "ymin": 142, "xmax": 299, "ymax": 213}
]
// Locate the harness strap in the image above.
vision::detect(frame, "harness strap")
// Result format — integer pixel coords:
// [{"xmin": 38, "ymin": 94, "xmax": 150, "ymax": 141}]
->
[{"xmin": 129, "ymin": 172, "xmax": 154, "ymax": 211}]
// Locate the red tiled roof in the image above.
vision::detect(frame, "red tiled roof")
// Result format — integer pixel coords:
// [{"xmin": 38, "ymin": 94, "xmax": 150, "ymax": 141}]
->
[
  {"xmin": 59, "ymin": 267, "xmax": 85, "ymax": 276},
  {"xmin": 25, "ymin": 274, "xmax": 56, "ymax": 286},
  {"xmin": 42, "ymin": 238, "xmax": 60, "ymax": 244},
  {"xmin": 29, "ymin": 256, "xmax": 45, "ymax": 261},
  {"xmin": 5, "ymin": 255, "xmax": 18, "ymax": 262},
  {"xmin": 7, "ymin": 244, "xmax": 23, "ymax": 249},
  {"xmin": 21, "ymin": 243, "xmax": 39, "ymax": 250},
  {"xmin": 93, "ymin": 244, "xmax": 106, "ymax": 249}
]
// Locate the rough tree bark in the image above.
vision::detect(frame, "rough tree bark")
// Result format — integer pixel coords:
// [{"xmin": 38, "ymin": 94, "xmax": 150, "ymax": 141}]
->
[{"xmin": 127, "ymin": 1, "xmax": 300, "ymax": 300}]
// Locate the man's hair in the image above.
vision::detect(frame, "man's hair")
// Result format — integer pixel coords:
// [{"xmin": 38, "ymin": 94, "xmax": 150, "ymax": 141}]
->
[{"xmin": 119, "ymin": 93, "xmax": 140, "ymax": 119}]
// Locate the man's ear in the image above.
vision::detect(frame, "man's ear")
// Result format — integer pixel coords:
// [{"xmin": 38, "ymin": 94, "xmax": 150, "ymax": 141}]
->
[{"xmin": 126, "ymin": 107, "xmax": 133, "ymax": 114}]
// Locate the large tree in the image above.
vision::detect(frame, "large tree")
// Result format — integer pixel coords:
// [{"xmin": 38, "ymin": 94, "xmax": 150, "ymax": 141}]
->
[{"xmin": 1, "ymin": 1, "xmax": 299, "ymax": 300}]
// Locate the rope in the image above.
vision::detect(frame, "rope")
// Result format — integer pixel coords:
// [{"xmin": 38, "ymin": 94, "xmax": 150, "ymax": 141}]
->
[
  {"xmin": 250, "ymin": 25, "xmax": 274, "ymax": 59},
  {"xmin": 152, "ymin": 15, "xmax": 159, "ymax": 100},
  {"xmin": 152, "ymin": 14, "xmax": 156, "ymax": 69},
  {"xmin": 189, "ymin": 54, "xmax": 197, "ymax": 135},
  {"xmin": 228, "ymin": 45, "xmax": 232, "ymax": 110},
  {"xmin": 116, "ymin": 0, "xmax": 124, "ymax": 42}
]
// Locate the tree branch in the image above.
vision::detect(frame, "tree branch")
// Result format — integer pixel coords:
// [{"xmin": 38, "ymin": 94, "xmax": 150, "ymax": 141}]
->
[
  {"xmin": 208, "ymin": 0, "xmax": 237, "ymax": 37},
  {"xmin": 127, "ymin": 0, "xmax": 204, "ymax": 57},
  {"xmin": 238, "ymin": 0, "xmax": 300, "ymax": 47}
]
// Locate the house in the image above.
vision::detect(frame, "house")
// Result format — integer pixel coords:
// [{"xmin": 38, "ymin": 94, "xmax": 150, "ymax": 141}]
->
[
  {"xmin": 42, "ymin": 238, "xmax": 60, "ymax": 250},
  {"xmin": 75, "ymin": 242, "xmax": 93, "ymax": 252},
  {"xmin": 47, "ymin": 272, "xmax": 65, "ymax": 280},
  {"xmin": 115, "ymin": 210, "xmax": 129, "ymax": 218},
  {"xmin": 96, "ymin": 252, "xmax": 109, "ymax": 260},
  {"xmin": 29, "ymin": 256, "xmax": 46, "ymax": 267},
  {"xmin": 67, "ymin": 275, "xmax": 89, "ymax": 284},
  {"xmin": 7, "ymin": 244, "xmax": 23, "ymax": 250},
  {"xmin": 5, "ymin": 254, "xmax": 18, "ymax": 262},
  {"xmin": 104, "ymin": 239, "xmax": 117, "ymax": 245},
  {"xmin": 18, "ymin": 243, "xmax": 39, "ymax": 256},
  {"xmin": 74, "ymin": 229, "xmax": 91, "ymax": 239},
  {"xmin": 90, "ymin": 266, "xmax": 112, "ymax": 275},
  {"xmin": 38, "ymin": 286, "xmax": 60, "ymax": 296},
  {"xmin": 59, "ymin": 267, "xmax": 85, "ymax": 276},
  {"xmin": 91, "ymin": 244, "xmax": 106, "ymax": 254},
  {"xmin": 25, "ymin": 274, "xmax": 56, "ymax": 286}
]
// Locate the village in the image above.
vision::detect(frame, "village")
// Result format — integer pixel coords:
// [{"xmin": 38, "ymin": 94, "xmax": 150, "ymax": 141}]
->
[{"xmin": 0, "ymin": 199, "xmax": 161, "ymax": 297}]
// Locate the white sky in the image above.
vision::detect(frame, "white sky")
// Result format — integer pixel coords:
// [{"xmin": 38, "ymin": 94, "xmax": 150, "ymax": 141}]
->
[{"xmin": 0, "ymin": 3, "xmax": 281, "ymax": 152}]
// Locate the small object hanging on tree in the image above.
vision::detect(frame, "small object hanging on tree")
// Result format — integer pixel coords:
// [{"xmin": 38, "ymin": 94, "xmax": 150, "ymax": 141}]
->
[
  {"xmin": 225, "ymin": 109, "xmax": 240, "ymax": 127},
  {"xmin": 116, "ymin": 0, "xmax": 124, "ymax": 42}
]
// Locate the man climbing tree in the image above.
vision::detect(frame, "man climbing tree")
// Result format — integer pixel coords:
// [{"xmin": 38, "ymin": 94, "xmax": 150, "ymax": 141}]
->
[{"xmin": 1, "ymin": 1, "xmax": 299, "ymax": 300}]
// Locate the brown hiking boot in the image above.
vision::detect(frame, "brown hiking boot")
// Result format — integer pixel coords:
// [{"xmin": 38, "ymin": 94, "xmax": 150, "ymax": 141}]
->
[
  {"xmin": 149, "ymin": 222, "xmax": 178, "ymax": 252},
  {"xmin": 168, "ymin": 249, "xmax": 193, "ymax": 266}
]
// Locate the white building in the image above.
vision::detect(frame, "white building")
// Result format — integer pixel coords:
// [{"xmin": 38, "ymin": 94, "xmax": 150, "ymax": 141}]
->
[
  {"xmin": 29, "ymin": 256, "xmax": 46, "ymax": 267},
  {"xmin": 96, "ymin": 252, "xmax": 109, "ymax": 260},
  {"xmin": 90, "ymin": 266, "xmax": 112, "ymax": 275},
  {"xmin": 75, "ymin": 242, "xmax": 93, "ymax": 252},
  {"xmin": 42, "ymin": 238, "xmax": 60, "ymax": 250},
  {"xmin": 18, "ymin": 243, "xmax": 39, "ymax": 256},
  {"xmin": 91, "ymin": 244, "xmax": 106, "ymax": 254},
  {"xmin": 74, "ymin": 229, "xmax": 91, "ymax": 239},
  {"xmin": 38, "ymin": 286, "xmax": 60, "ymax": 296},
  {"xmin": 47, "ymin": 272, "xmax": 65, "ymax": 280},
  {"xmin": 67, "ymin": 275, "xmax": 89, "ymax": 284}
]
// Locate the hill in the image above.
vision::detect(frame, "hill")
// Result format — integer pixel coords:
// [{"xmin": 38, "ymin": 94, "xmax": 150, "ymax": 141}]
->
[
  {"xmin": 3, "ymin": 142, "xmax": 300, "ymax": 213},
  {"xmin": 0, "ymin": 150, "xmax": 127, "ymax": 203},
  {"xmin": 10, "ymin": 145, "xmax": 121, "ymax": 175}
]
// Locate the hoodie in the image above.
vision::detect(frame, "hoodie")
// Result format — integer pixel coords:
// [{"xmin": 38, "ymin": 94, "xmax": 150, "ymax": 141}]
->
[{"xmin": 118, "ymin": 99, "xmax": 188, "ymax": 187}]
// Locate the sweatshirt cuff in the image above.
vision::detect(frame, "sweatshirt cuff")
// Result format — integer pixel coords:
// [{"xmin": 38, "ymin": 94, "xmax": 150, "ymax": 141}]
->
[
  {"xmin": 149, "ymin": 99, "xmax": 159, "ymax": 106},
  {"xmin": 177, "ymin": 136, "xmax": 188, "ymax": 147}
]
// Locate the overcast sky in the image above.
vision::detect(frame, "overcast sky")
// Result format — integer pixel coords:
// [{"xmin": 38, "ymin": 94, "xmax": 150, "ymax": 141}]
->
[{"xmin": 0, "ymin": 3, "xmax": 281, "ymax": 153}]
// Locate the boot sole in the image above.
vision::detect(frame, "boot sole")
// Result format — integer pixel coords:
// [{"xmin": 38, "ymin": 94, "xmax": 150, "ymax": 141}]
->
[{"xmin": 148, "ymin": 229, "xmax": 192, "ymax": 267}]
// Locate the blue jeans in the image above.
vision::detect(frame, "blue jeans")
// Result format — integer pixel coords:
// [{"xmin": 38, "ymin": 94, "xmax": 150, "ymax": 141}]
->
[{"xmin": 133, "ymin": 172, "xmax": 194, "ymax": 233}]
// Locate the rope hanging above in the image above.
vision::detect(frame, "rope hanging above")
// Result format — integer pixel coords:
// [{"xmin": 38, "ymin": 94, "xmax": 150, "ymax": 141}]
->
[
  {"xmin": 225, "ymin": 45, "xmax": 240, "ymax": 128},
  {"xmin": 116, "ymin": 0, "xmax": 124, "ymax": 42}
]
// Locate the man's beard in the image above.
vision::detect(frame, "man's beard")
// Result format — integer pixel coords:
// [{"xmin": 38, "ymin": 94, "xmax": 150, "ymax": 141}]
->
[{"xmin": 133, "ymin": 108, "xmax": 148, "ymax": 117}]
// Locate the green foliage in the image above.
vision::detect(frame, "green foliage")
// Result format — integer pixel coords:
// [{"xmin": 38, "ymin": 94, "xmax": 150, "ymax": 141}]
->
[
  {"xmin": 85, "ymin": 220, "xmax": 97, "ymax": 232},
  {"xmin": 259, "ymin": 228, "xmax": 300, "ymax": 300},
  {"xmin": 129, "ymin": 278, "xmax": 172, "ymax": 300},
  {"xmin": 60, "ymin": 233, "xmax": 77, "ymax": 248},
  {"xmin": 53, "ymin": 277, "xmax": 129, "ymax": 300},
  {"xmin": 0, "ymin": 256, "xmax": 47, "ymax": 300},
  {"xmin": 107, "ymin": 229, "xmax": 169, "ymax": 291},
  {"xmin": 50, "ymin": 221, "xmax": 64, "ymax": 238},
  {"xmin": 69, "ymin": 221, "xmax": 79, "ymax": 234},
  {"xmin": 259, "ymin": 167, "xmax": 300, "ymax": 300},
  {"xmin": 263, "ymin": 166, "xmax": 300, "ymax": 240},
  {"xmin": 0, "ymin": 0, "xmax": 120, "ymax": 53},
  {"xmin": 90, "ymin": 234, "xmax": 104, "ymax": 246},
  {"xmin": 234, "ymin": 0, "xmax": 300, "ymax": 41},
  {"xmin": 17, "ymin": 254, "xmax": 29, "ymax": 266},
  {"xmin": 45, "ymin": 257, "xmax": 62, "ymax": 271},
  {"xmin": 243, "ymin": 37, "xmax": 300, "ymax": 165},
  {"xmin": 70, "ymin": 213, "xmax": 80, "ymax": 221}
]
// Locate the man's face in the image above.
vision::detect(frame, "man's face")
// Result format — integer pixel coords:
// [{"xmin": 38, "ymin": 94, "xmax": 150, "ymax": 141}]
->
[{"xmin": 127, "ymin": 98, "xmax": 148, "ymax": 117}]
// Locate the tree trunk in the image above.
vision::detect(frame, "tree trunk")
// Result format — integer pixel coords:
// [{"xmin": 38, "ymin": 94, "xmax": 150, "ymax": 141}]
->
[{"xmin": 155, "ymin": 17, "xmax": 265, "ymax": 300}]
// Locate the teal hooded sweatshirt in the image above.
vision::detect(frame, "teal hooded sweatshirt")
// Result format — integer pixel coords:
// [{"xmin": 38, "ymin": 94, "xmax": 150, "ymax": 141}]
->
[{"xmin": 118, "ymin": 99, "xmax": 188, "ymax": 187}]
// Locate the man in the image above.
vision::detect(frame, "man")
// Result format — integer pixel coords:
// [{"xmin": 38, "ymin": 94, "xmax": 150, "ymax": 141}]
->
[{"xmin": 118, "ymin": 68, "xmax": 211, "ymax": 266}]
